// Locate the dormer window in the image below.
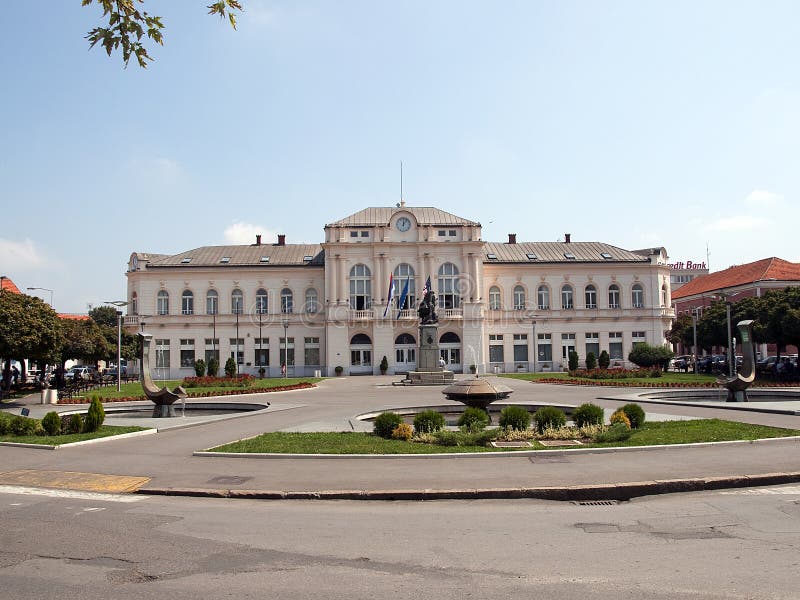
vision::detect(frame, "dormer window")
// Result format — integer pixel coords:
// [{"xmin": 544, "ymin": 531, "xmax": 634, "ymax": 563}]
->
[
  {"xmin": 181, "ymin": 257, "xmax": 192, "ymax": 264},
  {"xmin": 564, "ymin": 252, "xmax": 576, "ymax": 260},
  {"xmin": 260, "ymin": 256, "xmax": 270, "ymax": 263},
  {"xmin": 220, "ymin": 257, "xmax": 231, "ymax": 264},
  {"xmin": 487, "ymin": 253, "xmax": 497, "ymax": 260},
  {"xmin": 601, "ymin": 252, "xmax": 613, "ymax": 260},
  {"xmin": 526, "ymin": 253, "xmax": 537, "ymax": 260},
  {"xmin": 303, "ymin": 255, "xmax": 313, "ymax": 262}
]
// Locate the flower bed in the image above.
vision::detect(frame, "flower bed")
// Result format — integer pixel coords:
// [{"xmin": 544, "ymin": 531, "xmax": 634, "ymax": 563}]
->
[
  {"xmin": 55, "ymin": 382, "xmax": 315, "ymax": 404},
  {"xmin": 182, "ymin": 375, "xmax": 255, "ymax": 388}
]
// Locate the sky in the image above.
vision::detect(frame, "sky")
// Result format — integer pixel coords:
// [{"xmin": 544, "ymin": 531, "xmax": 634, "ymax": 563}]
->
[{"xmin": 1, "ymin": 1, "xmax": 799, "ymax": 313}]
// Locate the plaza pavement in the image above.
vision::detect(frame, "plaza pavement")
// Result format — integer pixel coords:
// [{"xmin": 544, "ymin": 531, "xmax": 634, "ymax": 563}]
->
[{"xmin": 1, "ymin": 376, "xmax": 800, "ymax": 501}]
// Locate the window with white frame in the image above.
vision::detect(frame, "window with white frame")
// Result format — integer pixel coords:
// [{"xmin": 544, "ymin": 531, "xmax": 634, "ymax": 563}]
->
[
  {"xmin": 513, "ymin": 285, "xmax": 525, "ymax": 310},
  {"xmin": 254, "ymin": 337, "xmax": 269, "ymax": 367},
  {"xmin": 229, "ymin": 338, "xmax": 244, "ymax": 365},
  {"xmin": 181, "ymin": 290, "xmax": 193, "ymax": 315},
  {"xmin": 206, "ymin": 289, "xmax": 218, "ymax": 315},
  {"xmin": 131, "ymin": 292, "xmax": 138, "ymax": 315},
  {"xmin": 179, "ymin": 339, "xmax": 195, "ymax": 368},
  {"xmin": 281, "ymin": 288, "xmax": 293, "ymax": 313},
  {"xmin": 255, "ymin": 288, "xmax": 268, "ymax": 314},
  {"xmin": 231, "ymin": 289, "xmax": 243, "ymax": 315},
  {"xmin": 279, "ymin": 337, "xmax": 295, "ymax": 366},
  {"xmin": 561, "ymin": 284, "xmax": 574, "ymax": 310},
  {"xmin": 305, "ymin": 288, "xmax": 318, "ymax": 313},
  {"xmin": 513, "ymin": 333, "xmax": 528, "ymax": 362},
  {"xmin": 585, "ymin": 332, "xmax": 599, "ymax": 360},
  {"xmin": 632, "ymin": 331, "xmax": 646, "ymax": 347},
  {"xmin": 608, "ymin": 284, "xmax": 621, "ymax": 309},
  {"xmin": 631, "ymin": 283, "xmax": 644, "ymax": 308},
  {"xmin": 488, "ymin": 334, "xmax": 504, "ymax": 363},
  {"xmin": 349, "ymin": 264, "xmax": 372, "ymax": 310},
  {"xmin": 157, "ymin": 290, "xmax": 169, "ymax": 315},
  {"xmin": 537, "ymin": 333, "xmax": 552, "ymax": 362},
  {"xmin": 489, "ymin": 286, "xmax": 501, "ymax": 310},
  {"xmin": 537, "ymin": 284, "xmax": 550, "ymax": 310},
  {"xmin": 393, "ymin": 264, "xmax": 416, "ymax": 309},
  {"xmin": 155, "ymin": 339, "xmax": 170, "ymax": 369},
  {"xmin": 438, "ymin": 263, "xmax": 460, "ymax": 309},
  {"xmin": 304, "ymin": 337, "xmax": 320, "ymax": 366},
  {"xmin": 561, "ymin": 333, "xmax": 576, "ymax": 360},
  {"xmin": 661, "ymin": 284, "xmax": 668, "ymax": 307},
  {"xmin": 204, "ymin": 338, "xmax": 219, "ymax": 366},
  {"xmin": 585, "ymin": 284, "xmax": 597, "ymax": 309},
  {"xmin": 609, "ymin": 332, "xmax": 623, "ymax": 360}
]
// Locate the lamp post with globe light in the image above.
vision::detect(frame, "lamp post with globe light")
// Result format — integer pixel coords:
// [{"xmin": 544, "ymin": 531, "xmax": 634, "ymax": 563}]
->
[{"xmin": 104, "ymin": 300, "xmax": 128, "ymax": 391}]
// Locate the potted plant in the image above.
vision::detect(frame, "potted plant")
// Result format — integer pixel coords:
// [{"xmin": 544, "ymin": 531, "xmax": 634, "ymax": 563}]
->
[
  {"xmin": 258, "ymin": 367, "xmax": 266, "ymax": 379},
  {"xmin": 380, "ymin": 356, "xmax": 389, "ymax": 375},
  {"xmin": 469, "ymin": 364, "xmax": 477, "ymax": 374},
  {"xmin": 334, "ymin": 365, "xmax": 344, "ymax": 376}
]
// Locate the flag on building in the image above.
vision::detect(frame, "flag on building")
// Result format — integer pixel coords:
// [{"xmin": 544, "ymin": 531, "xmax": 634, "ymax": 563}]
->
[
  {"xmin": 422, "ymin": 276, "xmax": 432, "ymax": 298},
  {"xmin": 397, "ymin": 278, "xmax": 410, "ymax": 311},
  {"xmin": 383, "ymin": 274, "xmax": 395, "ymax": 317}
]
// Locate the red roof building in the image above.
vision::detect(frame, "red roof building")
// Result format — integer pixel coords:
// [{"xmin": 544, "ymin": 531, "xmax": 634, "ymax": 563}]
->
[{"xmin": 0, "ymin": 275, "xmax": 22, "ymax": 295}]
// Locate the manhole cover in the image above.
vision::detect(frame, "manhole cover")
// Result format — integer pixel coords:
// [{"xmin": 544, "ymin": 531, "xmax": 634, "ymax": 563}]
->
[
  {"xmin": 207, "ymin": 476, "xmax": 253, "ymax": 485},
  {"xmin": 491, "ymin": 441, "xmax": 532, "ymax": 448},
  {"xmin": 539, "ymin": 439, "xmax": 583, "ymax": 447}
]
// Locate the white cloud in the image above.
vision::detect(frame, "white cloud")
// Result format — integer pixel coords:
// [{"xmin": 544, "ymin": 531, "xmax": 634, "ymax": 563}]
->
[
  {"xmin": 0, "ymin": 238, "xmax": 46, "ymax": 271},
  {"xmin": 246, "ymin": 1, "xmax": 278, "ymax": 26},
  {"xmin": 704, "ymin": 215, "xmax": 770, "ymax": 233},
  {"xmin": 223, "ymin": 222, "xmax": 278, "ymax": 245},
  {"xmin": 744, "ymin": 189, "xmax": 783, "ymax": 207}
]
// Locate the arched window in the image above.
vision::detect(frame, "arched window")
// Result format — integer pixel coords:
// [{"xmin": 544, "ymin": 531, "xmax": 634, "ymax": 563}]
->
[
  {"xmin": 181, "ymin": 290, "xmax": 194, "ymax": 315},
  {"xmin": 393, "ymin": 263, "xmax": 416, "ymax": 309},
  {"xmin": 131, "ymin": 292, "xmax": 138, "ymax": 315},
  {"xmin": 513, "ymin": 285, "xmax": 525, "ymax": 310},
  {"xmin": 305, "ymin": 288, "xmax": 318, "ymax": 313},
  {"xmin": 231, "ymin": 289, "xmax": 243, "ymax": 314},
  {"xmin": 438, "ymin": 263, "xmax": 460, "ymax": 309},
  {"xmin": 489, "ymin": 286, "xmax": 501, "ymax": 310},
  {"xmin": 561, "ymin": 284, "xmax": 574, "ymax": 310},
  {"xmin": 206, "ymin": 289, "xmax": 218, "ymax": 315},
  {"xmin": 661, "ymin": 284, "xmax": 668, "ymax": 307},
  {"xmin": 395, "ymin": 333, "xmax": 416, "ymax": 345},
  {"xmin": 157, "ymin": 290, "xmax": 169, "ymax": 315},
  {"xmin": 439, "ymin": 331, "xmax": 461, "ymax": 367},
  {"xmin": 440, "ymin": 332, "xmax": 461, "ymax": 344},
  {"xmin": 585, "ymin": 284, "xmax": 597, "ymax": 309},
  {"xmin": 608, "ymin": 284, "xmax": 621, "ymax": 309},
  {"xmin": 255, "ymin": 288, "xmax": 267, "ymax": 314},
  {"xmin": 281, "ymin": 288, "xmax": 293, "ymax": 313},
  {"xmin": 351, "ymin": 333, "xmax": 372, "ymax": 344},
  {"xmin": 537, "ymin": 285, "xmax": 550, "ymax": 310},
  {"xmin": 632, "ymin": 283, "xmax": 644, "ymax": 308},
  {"xmin": 349, "ymin": 264, "xmax": 372, "ymax": 311}
]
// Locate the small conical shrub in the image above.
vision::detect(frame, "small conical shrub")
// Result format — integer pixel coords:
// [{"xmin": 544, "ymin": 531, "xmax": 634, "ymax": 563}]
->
[
  {"xmin": 41, "ymin": 411, "xmax": 61, "ymax": 436},
  {"xmin": 83, "ymin": 396, "xmax": 105, "ymax": 433}
]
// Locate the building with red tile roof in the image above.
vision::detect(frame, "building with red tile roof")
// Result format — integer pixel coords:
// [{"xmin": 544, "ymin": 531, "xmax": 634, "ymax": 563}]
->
[{"xmin": 0, "ymin": 275, "xmax": 22, "ymax": 295}]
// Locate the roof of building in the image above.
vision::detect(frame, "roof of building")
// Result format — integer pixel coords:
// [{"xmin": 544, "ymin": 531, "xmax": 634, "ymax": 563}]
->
[
  {"xmin": 325, "ymin": 206, "xmax": 480, "ymax": 228},
  {"xmin": 137, "ymin": 244, "xmax": 325, "ymax": 268},
  {"xmin": 671, "ymin": 257, "xmax": 800, "ymax": 299},
  {"xmin": 0, "ymin": 276, "xmax": 21, "ymax": 294},
  {"xmin": 482, "ymin": 242, "xmax": 651, "ymax": 263}
]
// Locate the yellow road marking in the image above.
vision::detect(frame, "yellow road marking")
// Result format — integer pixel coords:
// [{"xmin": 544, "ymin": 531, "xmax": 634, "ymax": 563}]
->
[{"xmin": 0, "ymin": 470, "xmax": 150, "ymax": 493}]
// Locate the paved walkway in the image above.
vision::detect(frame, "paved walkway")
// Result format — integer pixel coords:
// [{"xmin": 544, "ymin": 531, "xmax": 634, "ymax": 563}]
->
[{"xmin": 2, "ymin": 377, "xmax": 800, "ymax": 500}]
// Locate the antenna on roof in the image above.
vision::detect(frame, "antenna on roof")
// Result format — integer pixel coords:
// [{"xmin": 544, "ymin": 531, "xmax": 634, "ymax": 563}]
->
[
  {"xmin": 399, "ymin": 161, "xmax": 405, "ymax": 207},
  {"xmin": 706, "ymin": 242, "xmax": 711, "ymax": 271}
]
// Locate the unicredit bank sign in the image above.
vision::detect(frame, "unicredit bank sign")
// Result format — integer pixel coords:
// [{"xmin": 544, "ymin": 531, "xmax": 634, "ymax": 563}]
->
[{"xmin": 669, "ymin": 261, "xmax": 707, "ymax": 270}]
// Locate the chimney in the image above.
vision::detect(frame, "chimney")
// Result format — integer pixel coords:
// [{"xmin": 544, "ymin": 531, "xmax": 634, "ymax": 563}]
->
[
  {"xmin": 256, "ymin": 234, "xmax": 262, "ymax": 246},
  {"xmin": 508, "ymin": 233, "xmax": 517, "ymax": 244},
  {"xmin": 277, "ymin": 234, "xmax": 286, "ymax": 246},
  {"xmin": 565, "ymin": 233, "xmax": 571, "ymax": 244}
]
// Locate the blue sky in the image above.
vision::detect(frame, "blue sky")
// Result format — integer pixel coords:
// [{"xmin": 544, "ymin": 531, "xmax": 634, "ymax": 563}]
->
[{"xmin": 1, "ymin": 1, "xmax": 798, "ymax": 313}]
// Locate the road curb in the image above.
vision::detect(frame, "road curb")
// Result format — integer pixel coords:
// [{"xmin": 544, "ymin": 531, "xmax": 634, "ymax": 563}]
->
[{"xmin": 138, "ymin": 471, "xmax": 800, "ymax": 502}]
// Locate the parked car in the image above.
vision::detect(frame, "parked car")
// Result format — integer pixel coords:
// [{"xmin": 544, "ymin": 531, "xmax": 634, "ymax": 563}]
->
[
  {"xmin": 65, "ymin": 366, "xmax": 97, "ymax": 382},
  {"xmin": 696, "ymin": 354, "xmax": 728, "ymax": 374},
  {"xmin": 669, "ymin": 355, "xmax": 692, "ymax": 371},
  {"xmin": 756, "ymin": 356, "xmax": 778, "ymax": 375}
]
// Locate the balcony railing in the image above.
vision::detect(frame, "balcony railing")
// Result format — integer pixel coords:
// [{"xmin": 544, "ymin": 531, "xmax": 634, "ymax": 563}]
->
[
  {"xmin": 397, "ymin": 309, "xmax": 416, "ymax": 319},
  {"xmin": 349, "ymin": 309, "xmax": 372, "ymax": 320},
  {"xmin": 443, "ymin": 308, "xmax": 463, "ymax": 319}
]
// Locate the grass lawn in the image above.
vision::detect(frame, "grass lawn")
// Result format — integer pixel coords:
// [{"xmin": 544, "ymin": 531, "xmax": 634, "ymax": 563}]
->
[
  {"xmin": 71, "ymin": 377, "xmax": 321, "ymax": 400},
  {"xmin": 208, "ymin": 419, "xmax": 800, "ymax": 454},
  {"xmin": 502, "ymin": 372, "xmax": 719, "ymax": 385},
  {"xmin": 0, "ymin": 424, "xmax": 148, "ymax": 445}
]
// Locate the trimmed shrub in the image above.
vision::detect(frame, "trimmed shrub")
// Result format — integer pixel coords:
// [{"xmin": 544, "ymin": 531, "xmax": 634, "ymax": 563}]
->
[
  {"xmin": 391, "ymin": 423, "xmax": 413, "ymax": 441},
  {"xmin": 568, "ymin": 350, "xmax": 579, "ymax": 372},
  {"xmin": 83, "ymin": 396, "xmax": 105, "ymax": 433},
  {"xmin": 0, "ymin": 415, "xmax": 10, "ymax": 435},
  {"xmin": 68, "ymin": 413, "xmax": 84, "ymax": 434},
  {"xmin": 499, "ymin": 405, "xmax": 532, "ymax": 431},
  {"xmin": 594, "ymin": 422, "xmax": 633, "ymax": 443},
  {"xmin": 534, "ymin": 406, "xmax": 566, "ymax": 433},
  {"xmin": 572, "ymin": 403, "xmax": 604, "ymax": 427},
  {"xmin": 380, "ymin": 356, "xmax": 389, "ymax": 373},
  {"xmin": 585, "ymin": 352, "xmax": 597, "ymax": 370},
  {"xmin": 193, "ymin": 358, "xmax": 206, "ymax": 377},
  {"xmin": 621, "ymin": 403, "xmax": 646, "ymax": 429},
  {"xmin": 207, "ymin": 357, "xmax": 220, "ymax": 377},
  {"xmin": 413, "ymin": 410, "xmax": 446, "ymax": 434},
  {"xmin": 598, "ymin": 350, "xmax": 610, "ymax": 369},
  {"xmin": 373, "ymin": 412, "xmax": 403, "ymax": 439},
  {"xmin": 10, "ymin": 415, "xmax": 41, "ymax": 436},
  {"xmin": 41, "ymin": 411, "xmax": 61, "ymax": 436},
  {"xmin": 628, "ymin": 344, "xmax": 674, "ymax": 370},
  {"xmin": 457, "ymin": 407, "xmax": 490, "ymax": 432},
  {"xmin": 432, "ymin": 429, "xmax": 495, "ymax": 447},
  {"xmin": 224, "ymin": 357, "xmax": 237, "ymax": 378},
  {"xmin": 610, "ymin": 409, "xmax": 631, "ymax": 429}
]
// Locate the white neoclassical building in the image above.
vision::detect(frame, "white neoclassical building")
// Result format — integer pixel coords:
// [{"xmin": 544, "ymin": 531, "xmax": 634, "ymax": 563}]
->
[{"xmin": 124, "ymin": 205, "xmax": 674, "ymax": 379}]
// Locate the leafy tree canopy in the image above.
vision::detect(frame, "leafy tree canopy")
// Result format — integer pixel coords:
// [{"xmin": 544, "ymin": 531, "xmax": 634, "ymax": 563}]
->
[
  {"xmin": 83, "ymin": 0, "xmax": 243, "ymax": 68},
  {"xmin": 59, "ymin": 318, "xmax": 110, "ymax": 366},
  {"xmin": 0, "ymin": 291, "xmax": 63, "ymax": 364}
]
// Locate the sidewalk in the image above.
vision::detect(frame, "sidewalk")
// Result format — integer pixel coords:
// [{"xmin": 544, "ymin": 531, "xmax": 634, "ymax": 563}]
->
[{"xmin": 2, "ymin": 377, "xmax": 800, "ymax": 501}]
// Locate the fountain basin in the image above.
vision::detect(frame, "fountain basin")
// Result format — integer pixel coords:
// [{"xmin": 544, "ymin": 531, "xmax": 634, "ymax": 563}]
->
[{"xmin": 442, "ymin": 377, "xmax": 513, "ymax": 410}]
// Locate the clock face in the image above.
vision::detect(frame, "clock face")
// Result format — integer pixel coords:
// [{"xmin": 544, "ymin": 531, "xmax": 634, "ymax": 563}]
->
[{"xmin": 396, "ymin": 217, "xmax": 411, "ymax": 232}]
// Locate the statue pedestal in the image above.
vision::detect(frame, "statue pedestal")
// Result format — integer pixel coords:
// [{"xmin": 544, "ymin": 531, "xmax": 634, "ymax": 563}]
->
[{"xmin": 401, "ymin": 324, "xmax": 454, "ymax": 385}]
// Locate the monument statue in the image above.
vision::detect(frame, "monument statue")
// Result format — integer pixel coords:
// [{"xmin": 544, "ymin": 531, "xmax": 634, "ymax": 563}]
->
[
  {"xmin": 139, "ymin": 332, "xmax": 187, "ymax": 417},
  {"xmin": 418, "ymin": 289, "xmax": 438, "ymax": 324},
  {"xmin": 717, "ymin": 320, "xmax": 756, "ymax": 402}
]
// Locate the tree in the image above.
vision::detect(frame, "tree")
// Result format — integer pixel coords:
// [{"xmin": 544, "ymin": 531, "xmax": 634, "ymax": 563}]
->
[
  {"xmin": 0, "ymin": 292, "xmax": 63, "ymax": 388},
  {"xmin": 88, "ymin": 306, "xmax": 138, "ymax": 365},
  {"xmin": 59, "ymin": 318, "xmax": 110, "ymax": 370},
  {"xmin": 83, "ymin": 0, "xmax": 243, "ymax": 68},
  {"xmin": 628, "ymin": 344, "xmax": 673, "ymax": 370}
]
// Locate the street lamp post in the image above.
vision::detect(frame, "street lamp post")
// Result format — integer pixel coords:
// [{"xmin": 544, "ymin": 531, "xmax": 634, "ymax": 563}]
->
[
  {"xmin": 27, "ymin": 287, "xmax": 53, "ymax": 307},
  {"xmin": 692, "ymin": 309, "xmax": 699, "ymax": 374},
  {"xmin": 282, "ymin": 318, "xmax": 289, "ymax": 378},
  {"xmin": 235, "ymin": 309, "xmax": 240, "ymax": 375},
  {"xmin": 726, "ymin": 301, "xmax": 734, "ymax": 377},
  {"xmin": 104, "ymin": 301, "xmax": 128, "ymax": 392},
  {"xmin": 531, "ymin": 319, "xmax": 537, "ymax": 373}
]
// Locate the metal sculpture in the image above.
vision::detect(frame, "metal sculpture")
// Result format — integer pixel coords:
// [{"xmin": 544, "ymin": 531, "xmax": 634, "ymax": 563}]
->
[
  {"xmin": 417, "ymin": 289, "xmax": 438, "ymax": 324},
  {"xmin": 139, "ymin": 332, "xmax": 187, "ymax": 417},
  {"xmin": 717, "ymin": 320, "xmax": 756, "ymax": 402}
]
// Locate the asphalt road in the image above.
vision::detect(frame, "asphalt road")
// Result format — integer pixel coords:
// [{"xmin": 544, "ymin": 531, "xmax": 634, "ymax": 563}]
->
[{"xmin": 1, "ymin": 484, "xmax": 799, "ymax": 599}]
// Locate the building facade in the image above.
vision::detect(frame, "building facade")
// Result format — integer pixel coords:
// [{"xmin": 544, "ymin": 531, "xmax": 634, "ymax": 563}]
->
[{"xmin": 124, "ymin": 206, "xmax": 674, "ymax": 379}]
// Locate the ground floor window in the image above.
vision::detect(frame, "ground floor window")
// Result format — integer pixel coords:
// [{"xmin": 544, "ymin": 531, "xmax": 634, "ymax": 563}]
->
[
  {"xmin": 229, "ymin": 337, "xmax": 244, "ymax": 365},
  {"xmin": 489, "ymin": 334, "xmax": 504, "ymax": 363},
  {"xmin": 204, "ymin": 338, "xmax": 219, "ymax": 367},
  {"xmin": 537, "ymin": 333, "xmax": 552, "ymax": 362},
  {"xmin": 155, "ymin": 339, "xmax": 170, "ymax": 369},
  {"xmin": 585, "ymin": 333, "xmax": 599, "ymax": 360},
  {"xmin": 180, "ymin": 339, "xmax": 195, "ymax": 367},
  {"xmin": 395, "ymin": 333, "xmax": 416, "ymax": 366},
  {"xmin": 304, "ymin": 337, "xmax": 320, "ymax": 366},
  {"xmin": 513, "ymin": 333, "xmax": 528, "ymax": 362},
  {"xmin": 609, "ymin": 332, "xmax": 623, "ymax": 360},
  {"xmin": 632, "ymin": 331, "xmax": 646, "ymax": 348},
  {"xmin": 561, "ymin": 333, "xmax": 576, "ymax": 360},
  {"xmin": 254, "ymin": 338, "xmax": 269, "ymax": 367},
  {"xmin": 279, "ymin": 337, "xmax": 295, "ymax": 367}
]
